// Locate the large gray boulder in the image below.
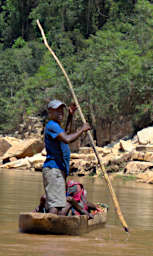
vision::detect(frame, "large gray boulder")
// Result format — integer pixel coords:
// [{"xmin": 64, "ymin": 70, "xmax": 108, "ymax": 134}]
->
[
  {"xmin": 137, "ymin": 127, "xmax": 153, "ymax": 145},
  {"xmin": 0, "ymin": 138, "xmax": 11, "ymax": 157},
  {"xmin": 2, "ymin": 138, "xmax": 44, "ymax": 162}
]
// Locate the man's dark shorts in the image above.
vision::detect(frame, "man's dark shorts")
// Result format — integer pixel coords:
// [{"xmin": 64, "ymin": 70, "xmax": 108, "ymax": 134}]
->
[{"xmin": 42, "ymin": 167, "xmax": 66, "ymax": 210}]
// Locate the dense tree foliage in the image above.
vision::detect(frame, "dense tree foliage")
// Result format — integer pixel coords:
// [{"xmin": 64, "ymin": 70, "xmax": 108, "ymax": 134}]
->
[{"xmin": 0, "ymin": 0, "xmax": 152, "ymax": 142}]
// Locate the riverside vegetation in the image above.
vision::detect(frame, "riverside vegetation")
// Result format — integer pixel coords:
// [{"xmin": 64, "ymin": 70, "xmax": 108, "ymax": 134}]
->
[{"xmin": 0, "ymin": 0, "xmax": 153, "ymax": 144}]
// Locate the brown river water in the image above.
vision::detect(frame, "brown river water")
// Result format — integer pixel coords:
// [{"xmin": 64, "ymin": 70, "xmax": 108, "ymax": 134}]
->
[{"xmin": 0, "ymin": 169, "xmax": 153, "ymax": 256}]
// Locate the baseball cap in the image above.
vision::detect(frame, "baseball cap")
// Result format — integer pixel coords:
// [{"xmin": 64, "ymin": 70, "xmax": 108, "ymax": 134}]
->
[{"xmin": 47, "ymin": 99, "xmax": 66, "ymax": 109}]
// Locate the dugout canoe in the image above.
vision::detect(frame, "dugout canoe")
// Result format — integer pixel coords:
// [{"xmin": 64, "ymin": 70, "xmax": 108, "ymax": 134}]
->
[{"xmin": 19, "ymin": 208, "xmax": 108, "ymax": 235}]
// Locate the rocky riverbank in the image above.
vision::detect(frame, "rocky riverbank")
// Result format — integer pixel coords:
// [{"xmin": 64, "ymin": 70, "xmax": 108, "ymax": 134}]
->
[{"xmin": 0, "ymin": 127, "xmax": 153, "ymax": 184}]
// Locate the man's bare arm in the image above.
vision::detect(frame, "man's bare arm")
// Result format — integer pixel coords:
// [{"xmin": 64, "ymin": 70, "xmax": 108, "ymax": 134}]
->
[
  {"xmin": 65, "ymin": 103, "xmax": 77, "ymax": 133},
  {"xmin": 57, "ymin": 123, "xmax": 90, "ymax": 144}
]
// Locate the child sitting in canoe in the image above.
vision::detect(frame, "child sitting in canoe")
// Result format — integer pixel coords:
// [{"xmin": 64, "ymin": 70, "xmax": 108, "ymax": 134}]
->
[{"xmin": 33, "ymin": 180, "xmax": 101, "ymax": 219}]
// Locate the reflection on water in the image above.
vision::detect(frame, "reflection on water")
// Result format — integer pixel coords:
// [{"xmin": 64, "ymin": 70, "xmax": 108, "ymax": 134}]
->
[{"xmin": 0, "ymin": 169, "xmax": 153, "ymax": 256}]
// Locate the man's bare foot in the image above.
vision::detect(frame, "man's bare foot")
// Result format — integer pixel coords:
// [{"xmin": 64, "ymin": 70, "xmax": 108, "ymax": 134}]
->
[{"xmin": 49, "ymin": 207, "xmax": 58, "ymax": 214}]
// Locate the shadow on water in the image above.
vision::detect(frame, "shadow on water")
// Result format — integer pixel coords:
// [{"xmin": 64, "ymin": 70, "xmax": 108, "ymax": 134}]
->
[{"xmin": 0, "ymin": 169, "xmax": 153, "ymax": 256}]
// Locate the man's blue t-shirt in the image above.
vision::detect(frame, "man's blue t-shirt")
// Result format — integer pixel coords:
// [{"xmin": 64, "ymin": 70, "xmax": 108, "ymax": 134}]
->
[{"xmin": 43, "ymin": 120, "xmax": 70, "ymax": 176}]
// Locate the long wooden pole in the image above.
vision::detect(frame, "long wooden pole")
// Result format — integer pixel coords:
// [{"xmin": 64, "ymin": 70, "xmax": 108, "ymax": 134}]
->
[{"xmin": 37, "ymin": 19, "xmax": 129, "ymax": 233}]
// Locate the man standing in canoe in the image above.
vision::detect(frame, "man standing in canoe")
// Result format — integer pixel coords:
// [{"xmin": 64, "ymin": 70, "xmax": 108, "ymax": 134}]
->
[{"xmin": 42, "ymin": 99, "xmax": 90, "ymax": 215}]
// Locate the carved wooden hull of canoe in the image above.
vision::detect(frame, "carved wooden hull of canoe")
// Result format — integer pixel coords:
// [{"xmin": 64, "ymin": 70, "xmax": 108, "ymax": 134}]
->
[{"xmin": 19, "ymin": 208, "xmax": 107, "ymax": 235}]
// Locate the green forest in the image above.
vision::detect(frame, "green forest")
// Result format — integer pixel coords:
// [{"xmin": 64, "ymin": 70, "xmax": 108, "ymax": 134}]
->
[{"xmin": 0, "ymin": 0, "xmax": 153, "ymax": 140}]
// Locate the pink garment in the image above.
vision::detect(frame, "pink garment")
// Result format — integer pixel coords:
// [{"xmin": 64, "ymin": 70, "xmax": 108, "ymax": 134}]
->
[{"xmin": 67, "ymin": 180, "xmax": 88, "ymax": 214}]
